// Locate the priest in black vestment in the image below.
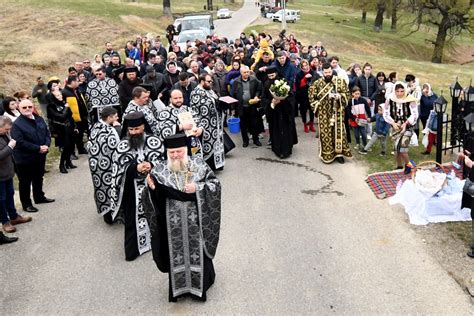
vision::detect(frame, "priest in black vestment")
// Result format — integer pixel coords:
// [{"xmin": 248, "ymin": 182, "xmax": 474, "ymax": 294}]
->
[
  {"xmin": 262, "ymin": 66, "xmax": 298, "ymax": 158},
  {"xmin": 143, "ymin": 134, "xmax": 221, "ymax": 302},
  {"xmin": 110, "ymin": 112, "xmax": 164, "ymax": 261}
]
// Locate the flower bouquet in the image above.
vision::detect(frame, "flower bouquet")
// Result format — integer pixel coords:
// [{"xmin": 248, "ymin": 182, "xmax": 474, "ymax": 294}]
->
[{"xmin": 270, "ymin": 79, "xmax": 290, "ymax": 102}]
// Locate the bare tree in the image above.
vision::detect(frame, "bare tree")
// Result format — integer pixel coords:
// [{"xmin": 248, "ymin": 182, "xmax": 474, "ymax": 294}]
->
[
  {"xmin": 408, "ymin": 0, "xmax": 473, "ymax": 63},
  {"xmin": 391, "ymin": 0, "xmax": 403, "ymax": 31},
  {"xmin": 373, "ymin": 0, "xmax": 386, "ymax": 32},
  {"xmin": 163, "ymin": 0, "xmax": 172, "ymax": 17}
]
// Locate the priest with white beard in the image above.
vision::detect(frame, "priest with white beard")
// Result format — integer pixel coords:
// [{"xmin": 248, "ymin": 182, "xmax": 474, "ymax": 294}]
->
[{"xmin": 143, "ymin": 133, "xmax": 221, "ymax": 302}]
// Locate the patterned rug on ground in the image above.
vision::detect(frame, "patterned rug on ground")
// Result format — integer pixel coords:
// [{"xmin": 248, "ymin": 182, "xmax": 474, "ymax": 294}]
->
[{"xmin": 365, "ymin": 162, "xmax": 463, "ymax": 199}]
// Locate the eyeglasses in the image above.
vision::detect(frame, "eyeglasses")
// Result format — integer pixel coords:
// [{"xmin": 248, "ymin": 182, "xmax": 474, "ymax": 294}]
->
[{"xmin": 20, "ymin": 106, "xmax": 33, "ymax": 109}]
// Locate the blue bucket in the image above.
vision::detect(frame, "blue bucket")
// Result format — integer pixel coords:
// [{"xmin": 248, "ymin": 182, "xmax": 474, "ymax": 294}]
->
[{"xmin": 227, "ymin": 117, "xmax": 241, "ymax": 134}]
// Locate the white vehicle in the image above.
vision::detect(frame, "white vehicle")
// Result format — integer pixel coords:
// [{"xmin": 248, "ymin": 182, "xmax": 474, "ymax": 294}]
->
[
  {"xmin": 272, "ymin": 9, "xmax": 300, "ymax": 23},
  {"xmin": 217, "ymin": 8, "xmax": 232, "ymax": 19},
  {"xmin": 178, "ymin": 14, "xmax": 215, "ymax": 36},
  {"xmin": 176, "ymin": 30, "xmax": 207, "ymax": 52}
]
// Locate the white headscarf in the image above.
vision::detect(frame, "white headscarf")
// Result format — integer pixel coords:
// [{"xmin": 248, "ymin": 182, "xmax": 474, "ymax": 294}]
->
[{"xmin": 389, "ymin": 81, "xmax": 417, "ymax": 103}]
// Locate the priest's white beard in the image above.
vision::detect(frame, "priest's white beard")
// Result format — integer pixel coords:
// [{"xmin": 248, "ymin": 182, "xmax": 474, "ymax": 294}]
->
[{"xmin": 167, "ymin": 155, "xmax": 189, "ymax": 172}]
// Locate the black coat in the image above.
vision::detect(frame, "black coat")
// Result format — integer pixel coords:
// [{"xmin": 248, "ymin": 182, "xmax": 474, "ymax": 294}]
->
[
  {"xmin": 142, "ymin": 73, "xmax": 167, "ymax": 101},
  {"xmin": 295, "ymin": 69, "xmax": 319, "ymax": 106},
  {"xmin": 172, "ymin": 81, "xmax": 197, "ymax": 106},
  {"xmin": 46, "ymin": 95, "xmax": 75, "ymax": 148},
  {"xmin": 118, "ymin": 79, "xmax": 141, "ymax": 112},
  {"xmin": 11, "ymin": 114, "xmax": 51, "ymax": 165},
  {"xmin": 355, "ymin": 75, "xmax": 377, "ymax": 100},
  {"xmin": 230, "ymin": 76, "xmax": 262, "ymax": 116}
]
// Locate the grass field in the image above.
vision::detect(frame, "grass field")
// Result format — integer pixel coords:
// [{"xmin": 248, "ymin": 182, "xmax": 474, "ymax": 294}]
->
[
  {"xmin": 0, "ymin": 0, "xmax": 243, "ymax": 94},
  {"xmin": 247, "ymin": 0, "xmax": 474, "ymax": 94}
]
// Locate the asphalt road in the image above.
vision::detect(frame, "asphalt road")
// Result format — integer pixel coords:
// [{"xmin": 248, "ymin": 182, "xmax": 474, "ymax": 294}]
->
[
  {"xmin": 213, "ymin": 0, "xmax": 261, "ymax": 40},
  {"xmin": 2, "ymin": 124, "xmax": 472, "ymax": 314},
  {"xmin": 1, "ymin": 1, "xmax": 473, "ymax": 314}
]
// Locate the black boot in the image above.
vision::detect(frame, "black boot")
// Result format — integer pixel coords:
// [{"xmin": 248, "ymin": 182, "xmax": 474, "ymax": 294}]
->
[
  {"xmin": 60, "ymin": 164, "xmax": 68, "ymax": 174},
  {"xmin": 65, "ymin": 161, "xmax": 77, "ymax": 169}
]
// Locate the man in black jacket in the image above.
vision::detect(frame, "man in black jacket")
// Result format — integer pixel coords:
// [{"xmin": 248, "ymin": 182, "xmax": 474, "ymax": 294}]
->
[
  {"xmin": 172, "ymin": 72, "xmax": 197, "ymax": 106},
  {"xmin": 119, "ymin": 68, "xmax": 141, "ymax": 114},
  {"xmin": 11, "ymin": 100, "xmax": 54, "ymax": 213},
  {"xmin": 230, "ymin": 65, "xmax": 263, "ymax": 147},
  {"xmin": 254, "ymin": 52, "xmax": 273, "ymax": 84}
]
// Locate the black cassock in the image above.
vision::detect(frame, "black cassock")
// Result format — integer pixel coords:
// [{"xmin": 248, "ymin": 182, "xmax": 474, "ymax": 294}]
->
[
  {"xmin": 270, "ymin": 95, "xmax": 298, "ymax": 159},
  {"xmin": 143, "ymin": 157, "xmax": 221, "ymax": 302},
  {"xmin": 110, "ymin": 135, "xmax": 164, "ymax": 261}
]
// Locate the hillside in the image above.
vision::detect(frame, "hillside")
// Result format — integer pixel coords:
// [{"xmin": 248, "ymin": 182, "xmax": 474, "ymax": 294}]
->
[
  {"xmin": 247, "ymin": 0, "xmax": 474, "ymax": 93},
  {"xmin": 0, "ymin": 0, "xmax": 243, "ymax": 94}
]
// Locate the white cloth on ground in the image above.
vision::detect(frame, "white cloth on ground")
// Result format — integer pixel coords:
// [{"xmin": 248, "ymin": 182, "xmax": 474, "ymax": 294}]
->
[{"xmin": 389, "ymin": 174, "xmax": 471, "ymax": 225}]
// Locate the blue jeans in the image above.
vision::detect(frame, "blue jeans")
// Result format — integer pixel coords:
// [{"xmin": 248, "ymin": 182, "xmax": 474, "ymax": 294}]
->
[
  {"xmin": 354, "ymin": 126, "xmax": 367, "ymax": 146},
  {"xmin": 0, "ymin": 178, "xmax": 18, "ymax": 224}
]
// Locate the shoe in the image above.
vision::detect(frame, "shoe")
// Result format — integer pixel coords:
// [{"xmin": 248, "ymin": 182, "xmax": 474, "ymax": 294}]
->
[
  {"xmin": 309, "ymin": 122, "xmax": 316, "ymax": 132},
  {"xmin": 0, "ymin": 232, "xmax": 18, "ymax": 244},
  {"xmin": 66, "ymin": 162, "xmax": 77, "ymax": 169},
  {"xmin": 24, "ymin": 206, "xmax": 39, "ymax": 213},
  {"xmin": 358, "ymin": 149, "xmax": 368, "ymax": 155},
  {"xmin": 2, "ymin": 222, "xmax": 16, "ymax": 233},
  {"xmin": 35, "ymin": 197, "xmax": 55, "ymax": 204},
  {"xmin": 421, "ymin": 151, "xmax": 430, "ymax": 155},
  {"xmin": 467, "ymin": 249, "xmax": 474, "ymax": 258},
  {"xmin": 354, "ymin": 145, "xmax": 359, "ymax": 150},
  {"xmin": 304, "ymin": 123, "xmax": 309, "ymax": 133},
  {"xmin": 336, "ymin": 157, "xmax": 345, "ymax": 164},
  {"xmin": 70, "ymin": 154, "xmax": 79, "ymax": 160},
  {"xmin": 254, "ymin": 140, "xmax": 262, "ymax": 147},
  {"xmin": 10, "ymin": 215, "xmax": 32, "ymax": 226},
  {"xmin": 243, "ymin": 142, "xmax": 249, "ymax": 148},
  {"xmin": 60, "ymin": 165, "xmax": 68, "ymax": 174}
]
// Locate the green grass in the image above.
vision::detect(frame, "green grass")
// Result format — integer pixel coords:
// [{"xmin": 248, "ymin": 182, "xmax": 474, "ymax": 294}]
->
[
  {"xmin": 445, "ymin": 221, "xmax": 472, "ymax": 247},
  {"xmin": 350, "ymin": 129, "xmax": 446, "ymax": 174},
  {"xmin": 3, "ymin": 0, "xmax": 243, "ymax": 22},
  {"xmin": 247, "ymin": 0, "xmax": 474, "ymax": 93}
]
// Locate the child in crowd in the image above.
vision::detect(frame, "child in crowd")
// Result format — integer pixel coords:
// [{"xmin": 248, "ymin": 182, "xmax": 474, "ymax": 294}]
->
[
  {"xmin": 364, "ymin": 105, "xmax": 390, "ymax": 156},
  {"xmin": 421, "ymin": 109, "xmax": 438, "ymax": 155},
  {"xmin": 347, "ymin": 86, "xmax": 370, "ymax": 154}
]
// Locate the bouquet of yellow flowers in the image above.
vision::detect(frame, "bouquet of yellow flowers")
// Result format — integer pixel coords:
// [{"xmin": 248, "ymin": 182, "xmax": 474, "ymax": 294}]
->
[{"xmin": 270, "ymin": 79, "xmax": 291, "ymax": 101}]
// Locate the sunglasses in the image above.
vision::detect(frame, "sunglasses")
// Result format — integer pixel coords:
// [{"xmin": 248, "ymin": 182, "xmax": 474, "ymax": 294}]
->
[{"xmin": 21, "ymin": 106, "xmax": 33, "ymax": 109}]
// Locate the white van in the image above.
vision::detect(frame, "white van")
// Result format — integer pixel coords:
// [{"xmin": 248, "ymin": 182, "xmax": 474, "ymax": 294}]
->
[{"xmin": 272, "ymin": 9, "xmax": 300, "ymax": 23}]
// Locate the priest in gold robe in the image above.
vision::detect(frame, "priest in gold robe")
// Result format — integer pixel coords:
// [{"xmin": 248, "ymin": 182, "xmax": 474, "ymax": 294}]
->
[{"xmin": 309, "ymin": 63, "xmax": 351, "ymax": 164}]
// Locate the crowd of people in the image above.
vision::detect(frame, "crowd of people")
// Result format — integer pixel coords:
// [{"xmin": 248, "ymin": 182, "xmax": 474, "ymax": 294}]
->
[{"xmin": 0, "ymin": 28, "xmax": 450, "ymax": 297}]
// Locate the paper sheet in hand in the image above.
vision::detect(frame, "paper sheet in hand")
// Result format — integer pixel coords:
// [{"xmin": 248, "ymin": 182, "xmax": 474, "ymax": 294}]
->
[
  {"xmin": 177, "ymin": 111, "xmax": 197, "ymax": 136},
  {"xmin": 219, "ymin": 96, "xmax": 238, "ymax": 104}
]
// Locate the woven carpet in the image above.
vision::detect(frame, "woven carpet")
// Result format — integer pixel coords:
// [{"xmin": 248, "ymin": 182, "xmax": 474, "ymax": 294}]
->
[{"xmin": 365, "ymin": 163, "xmax": 463, "ymax": 199}]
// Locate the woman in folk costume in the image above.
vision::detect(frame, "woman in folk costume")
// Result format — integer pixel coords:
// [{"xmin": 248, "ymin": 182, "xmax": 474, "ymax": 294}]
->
[{"xmin": 383, "ymin": 81, "xmax": 418, "ymax": 171}]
